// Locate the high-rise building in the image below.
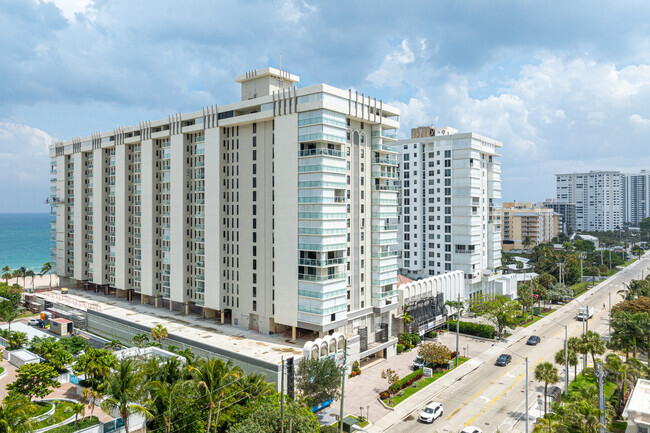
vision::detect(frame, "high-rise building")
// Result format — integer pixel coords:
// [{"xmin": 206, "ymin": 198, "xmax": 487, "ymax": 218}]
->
[
  {"xmin": 555, "ymin": 171, "xmax": 624, "ymax": 231},
  {"xmin": 623, "ymin": 170, "xmax": 650, "ymax": 226},
  {"xmin": 393, "ymin": 126, "xmax": 514, "ymax": 297},
  {"xmin": 494, "ymin": 202, "xmax": 559, "ymax": 250},
  {"xmin": 542, "ymin": 199, "xmax": 576, "ymax": 234},
  {"xmin": 48, "ymin": 68, "xmax": 402, "ymax": 352}
]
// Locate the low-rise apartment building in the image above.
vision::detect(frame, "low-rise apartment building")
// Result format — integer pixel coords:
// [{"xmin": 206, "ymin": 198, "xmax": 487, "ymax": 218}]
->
[{"xmin": 495, "ymin": 202, "xmax": 560, "ymax": 250}]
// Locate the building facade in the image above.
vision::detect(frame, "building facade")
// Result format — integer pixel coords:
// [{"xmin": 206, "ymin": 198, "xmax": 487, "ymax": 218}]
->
[
  {"xmin": 392, "ymin": 126, "xmax": 513, "ymax": 297},
  {"xmin": 49, "ymin": 68, "xmax": 403, "ymax": 357},
  {"xmin": 555, "ymin": 171, "xmax": 624, "ymax": 231},
  {"xmin": 495, "ymin": 202, "xmax": 559, "ymax": 250},
  {"xmin": 623, "ymin": 170, "xmax": 650, "ymax": 226},
  {"xmin": 542, "ymin": 199, "xmax": 576, "ymax": 234}
]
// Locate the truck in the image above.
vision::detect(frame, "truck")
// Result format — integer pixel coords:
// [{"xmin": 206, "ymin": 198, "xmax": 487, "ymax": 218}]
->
[{"xmin": 577, "ymin": 306, "xmax": 594, "ymax": 321}]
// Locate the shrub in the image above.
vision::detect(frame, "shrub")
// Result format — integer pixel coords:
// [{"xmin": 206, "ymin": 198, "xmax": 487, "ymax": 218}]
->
[
  {"xmin": 396, "ymin": 343, "xmax": 404, "ymax": 354},
  {"xmin": 449, "ymin": 351, "xmax": 457, "ymax": 360},
  {"xmin": 425, "ymin": 330, "xmax": 437, "ymax": 338},
  {"xmin": 387, "ymin": 369, "xmax": 424, "ymax": 395},
  {"xmin": 448, "ymin": 320, "xmax": 495, "ymax": 339},
  {"xmin": 379, "ymin": 391, "xmax": 390, "ymax": 400},
  {"xmin": 350, "ymin": 371, "xmax": 356, "ymax": 377}
]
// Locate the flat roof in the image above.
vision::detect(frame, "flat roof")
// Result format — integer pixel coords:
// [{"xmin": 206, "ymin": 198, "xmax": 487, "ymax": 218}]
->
[
  {"xmin": 624, "ymin": 379, "xmax": 650, "ymax": 416},
  {"xmin": 9, "ymin": 349, "xmax": 40, "ymax": 362},
  {"xmin": 33, "ymin": 291, "xmax": 306, "ymax": 364},
  {"xmin": 52, "ymin": 318, "xmax": 72, "ymax": 324}
]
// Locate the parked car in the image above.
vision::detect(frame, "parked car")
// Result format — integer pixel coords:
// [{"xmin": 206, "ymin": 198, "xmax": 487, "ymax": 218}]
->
[
  {"xmin": 495, "ymin": 354, "xmax": 512, "ymax": 366},
  {"xmin": 418, "ymin": 402, "xmax": 443, "ymax": 423},
  {"xmin": 462, "ymin": 427, "xmax": 483, "ymax": 433},
  {"xmin": 27, "ymin": 318, "xmax": 40, "ymax": 326},
  {"xmin": 526, "ymin": 336, "xmax": 541, "ymax": 345},
  {"xmin": 413, "ymin": 356, "xmax": 427, "ymax": 370}
]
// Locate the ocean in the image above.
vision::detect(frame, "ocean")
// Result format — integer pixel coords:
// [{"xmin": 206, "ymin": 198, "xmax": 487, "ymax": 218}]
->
[{"xmin": 0, "ymin": 213, "xmax": 52, "ymax": 273}]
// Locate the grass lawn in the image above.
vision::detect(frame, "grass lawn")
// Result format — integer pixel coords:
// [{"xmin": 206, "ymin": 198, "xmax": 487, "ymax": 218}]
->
[
  {"xmin": 516, "ymin": 308, "xmax": 555, "ymax": 328},
  {"xmin": 48, "ymin": 416, "xmax": 100, "ymax": 433},
  {"xmin": 31, "ymin": 400, "xmax": 77, "ymax": 430},
  {"xmin": 622, "ymin": 259, "xmax": 637, "ymax": 267},
  {"xmin": 566, "ymin": 370, "xmax": 616, "ymax": 402},
  {"xmin": 611, "ymin": 420, "xmax": 627, "ymax": 433},
  {"xmin": 17, "ymin": 311, "xmax": 37, "ymax": 320},
  {"xmin": 570, "ymin": 281, "xmax": 592, "ymax": 297},
  {"xmin": 602, "ymin": 268, "xmax": 618, "ymax": 277},
  {"xmin": 386, "ymin": 358, "xmax": 469, "ymax": 407},
  {"xmin": 32, "ymin": 401, "xmax": 54, "ymax": 418},
  {"xmin": 347, "ymin": 416, "xmax": 369, "ymax": 428},
  {"xmin": 0, "ymin": 367, "xmax": 5, "ymax": 375}
]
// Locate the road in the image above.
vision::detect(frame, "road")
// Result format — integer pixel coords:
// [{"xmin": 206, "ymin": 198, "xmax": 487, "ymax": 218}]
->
[{"xmin": 380, "ymin": 253, "xmax": 650, "ymax": 433}]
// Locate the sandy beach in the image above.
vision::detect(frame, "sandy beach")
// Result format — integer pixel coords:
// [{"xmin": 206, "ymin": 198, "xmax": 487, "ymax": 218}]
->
[{"xmin": 4, "ymin": 274, "xmax": 60, "ymax": 290}]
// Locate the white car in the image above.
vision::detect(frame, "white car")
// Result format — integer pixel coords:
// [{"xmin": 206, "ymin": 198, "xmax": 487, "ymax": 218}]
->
[
  {"xmin": 27, "ymin": 318, "xmax": 40, "ymax": 326},
  {"xmin": 418, "ymin": 401, "xmax": 443, "ymax": 423},
  {"xmin": 462, "ymin": 427, "xmax": 483, "ymax": 433}
]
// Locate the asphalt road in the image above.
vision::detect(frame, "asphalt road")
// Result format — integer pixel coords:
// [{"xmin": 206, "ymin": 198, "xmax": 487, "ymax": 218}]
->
[{"xmin": 385, "ymin": 254, "xmax": 650, "ymax": 433}]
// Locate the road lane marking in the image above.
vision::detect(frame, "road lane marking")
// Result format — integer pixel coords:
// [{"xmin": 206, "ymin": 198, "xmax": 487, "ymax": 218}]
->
[
  {"xmin": 445, "ymin": 358, "xmax": 524, "ymax": 420},
  {"xmin": 570, "ymin": 308, "xmax": 607, "ymax": 337},
  {"xmin": 463, "ymin": 358, "xmax": 543, "ymax": 427}
]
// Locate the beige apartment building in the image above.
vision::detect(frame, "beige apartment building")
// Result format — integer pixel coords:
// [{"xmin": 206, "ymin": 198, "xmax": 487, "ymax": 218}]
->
[
  {"xmin": 496, "ymin": 202, "xmax": 559, "ymax": 250},
  {"xmin": 49, "ymin": 67, "xmax": 403, "ymax": 357}
]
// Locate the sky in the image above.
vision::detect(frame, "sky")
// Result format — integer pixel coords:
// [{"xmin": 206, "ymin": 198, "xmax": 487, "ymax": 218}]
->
[{"xmin": 1, "ymin": 0, "xmax": 650, "ymax": 212}]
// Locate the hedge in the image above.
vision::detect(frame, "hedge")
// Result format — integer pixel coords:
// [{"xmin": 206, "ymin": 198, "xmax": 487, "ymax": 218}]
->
[
  {"xmin": 47, "ymin": 417, "xmax": 100, "ymax": 433},
  {"xmin": 380, "ymin": 369, "xmax": 424, "ymax": 399},
  {"xmin": 447, "ymin": 320, "xmax": 495, "ymax": 339}
]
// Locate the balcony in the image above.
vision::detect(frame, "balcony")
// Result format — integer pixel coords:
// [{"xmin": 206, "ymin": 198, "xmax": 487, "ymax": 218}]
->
[
  {"xmin": 298, "ymin": 243, "xmax": 347, "ymax": 252},
  {"xmin": 298, "ymin": 164, "xmax": 346, "ymax": 174},
  {"xmin": 372, "ymin": 184, "xmax": 399, "ymax": 192},
  {"xmin": 298, "ymin": 196, "xmax": 346, "ymax": 204},
  {"xmin": 371, "ymin": 130, "xmax": 398, "ymax": 140},
  {"xmin": 298, "ymin": 257, "xmax": 347, "ymax": 266},
  {"xmin": 371, "ymin": 250, "xmax": 398, "ymax": 259},
  {"xmin": 298, "ymin": 181, "xmax": 347, "ymax": 189},
  {"xmin": 372, "ymin": 225, "xmax": 399, "ymax": 231},
  {"xmin": 371, "ymin": 289, "xmax": 398, "ymax": 299},
  {"xmin": 372, "ymin": 170, "xmax": 398, "ymax": 179},
  {"xmin": 298, "ymin": 227, "xmax": 347, "ymax": 235},
  {"xmin": 372, "ymin": 144, "xmax": 397, "ymax": 153},
  {"xmin": 298, "ymin": 272, "xmax": 346, "ymax": 282},
  {"xmin": 298, "ymin": 148, "xmax": 344, "ymax": 158},
  {"xmin": 373, "ymin": 157, "xmax": 398, "ymax": 165},
  {"xmin": 298, "ymin": 288, "xmax": 346, "ymax": 299},
  {"xmin": 298, "ymin": 212, "xmax": 347, "ymax": 220},
  {"xmin": 298, "ymin": 304, "xmax": 346, "ymax": 315}
]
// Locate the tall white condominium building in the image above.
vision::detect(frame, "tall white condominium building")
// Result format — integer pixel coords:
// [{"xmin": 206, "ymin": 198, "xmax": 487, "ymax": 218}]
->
[
  {"xmin": 393, "ymin": 126, "xmax": 508, "ymax": 297},
  {"xmin": 555, "ymin": 171, "xmax": 624, "ymax": 231},
  {"xmin": 623, "ymin": 170, "xmax": 650, "ymax": 226},
  {"xmin": 49, "ymin": 67, "xmax": 402, "ymax": 342}
]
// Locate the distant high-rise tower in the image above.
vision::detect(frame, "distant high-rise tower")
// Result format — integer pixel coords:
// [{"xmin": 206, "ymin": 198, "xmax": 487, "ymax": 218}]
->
[{"xmin": 623, "ymin": 170, "xmax": 650, "ymax": 226}]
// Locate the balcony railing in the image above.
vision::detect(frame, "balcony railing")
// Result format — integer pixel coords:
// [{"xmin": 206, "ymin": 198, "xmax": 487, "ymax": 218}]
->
[
  {"xmin": 298, "ymin": 257, "xmax": 347, "ymax": 266},
  {"xmin": 298, "ymin": 272, "xmax": 346, "ymax": 282},
  {"xmin": 298, "ymin": 148, "xmax": 344, "ymax": 158}
]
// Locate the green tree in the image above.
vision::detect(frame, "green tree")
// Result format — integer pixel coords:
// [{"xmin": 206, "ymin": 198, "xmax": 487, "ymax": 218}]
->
[
  {"xmin": 73, "ymin": 347, "xmax": 117, "ymax": 391},
  {"xmin": 59, "ymin": 335, "xmax": 91, "ymax": 355},
  {"xmin": 0, "ymin": 395, "xmax": 36, "ymax": 433},
  {"xmin": 29, "ymin": 337, "xmax": 74, "ymax": 372},
  {"xmin": 554, "ymin": 347, "xmax": 578, "ymax": 382},
  {"xmin": 603, "ymin": 354, "xmax": 639, "ymax": 413},
  {"xmin": 7, "ymin": 362, "xmax": 61, "ymax": 401},
  {"xmin": 546, "ymin": 283, "xmax": 573, "ymax": 303},
  {"xmin": 535, "ymin": 417, "xmax": 568, "ymax": 433},
  {"xmin": 226, "ymin": 396, "xmax": 320, "ymax": 433},
  {"xmin": 131, "ymin": 333, "xmax": 150, "ymax": 348},
  {"xmin": 3, "ymin": 331, "xmax": 27, "ymax": 350},
  {"xmin": 188, "ymin": 357, "xmax": 241, "ymax": 433},
  {"xmin": 0, "ymin": 300, "xmax": 22, "ymax": 331},
  {"xmin": 295, "ymin": 357, "xmax": 342, "ymax": 407},
  {"xmin": 72, "ymin": 401, "xmax": 85, "ymax": 425},
  {"xmin": 534, "ymin": 362, "xmax": 559, "ymax": 417},
  {"xmin": 581, "ymin": 331, "xmax": 606, "ymax": 366},
  {"xmin": 418, "ymin": 342, "xmax": 451, "ymax": 367},
  {"xmin": 523, "ymin": 236, "xmax": 533, "ymax": 250},
  {"xmin": 150, "ymin": 324, "xmax": 169, "ymax": 345},
  {"xmin": 469, "ymin": 294, "xmax": 519, "ymax": 338},
  {"xmin": 568, "ymin": 337, "xmax": 585, "ymax": 379},
  {"xmin": 82, "ymin": 387, "xmax": 103, "ymax": 417},
  {"xmin": 147, "ymin": 379, "xmax": 193, "ymax": 433},
  {"xmin": 40, "ymin": 262, "xmax": 52, "ymax": 289},
  {"xmin": 1, "ymin": 266, "xmax": 10, "ymax": 284},
  {"xmin": 567, "ymin": 398, "xmax": 603, "ymax": 433},
  {"xmin": 517, "ymin": 284, "xmax": 534, "ymax": 317},
  {"xmin": 100, "ymin": 358, "xmax": 151, "ymax": 433}
]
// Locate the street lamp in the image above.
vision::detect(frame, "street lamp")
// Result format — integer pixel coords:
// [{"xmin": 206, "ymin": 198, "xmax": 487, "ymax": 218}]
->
[
  {"xmin": 573, "ymin": 298, "xmax": 588, "ymax": 370},
  {"xmin": 496, "ymin": 345, "xmax": 529, "ymax": 433},
  {"xmin": 546, "ymin": 315, "xmax": 569, "ymax": 396}
]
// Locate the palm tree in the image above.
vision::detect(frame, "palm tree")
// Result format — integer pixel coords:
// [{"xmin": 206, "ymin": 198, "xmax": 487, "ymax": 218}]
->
[
  {"xmin": 523, "ymin": 236, "xmax": 533, "ymax": 251},
  {"xmin": 1, "ymin": 266, "xmax": 10, "ymax": 283},
  {"xmin": 40, "ymin": 263, "xmax": 52, "ymax": 289},
  {"xmin": 16, "ymin": 267, "xmax": 27, "ymax": 290},
  {"xmin": 536, "ymin": 417, "xmax": 568, "ymax": 433},
  {"xmin": 236, "ymin": 372, "xmax": 275, "ymax": 400},
  {"xmin": 188, "ymin": 357, "xmax": 240, "ymax": 433},
  {"xmin": 568, "ymin": 398, "xmax": 603, "ymax": 433},
  {"xmin": 0, "ymin": 302, "xmax": 22, "ymax": 331},
  {"xmin": 104, "ymin": 339, "xmax": 123, "ymax": 351},
  {"xmin": 554, "ymin": 347, "xmax": 578, "ymax": 383},
  {"xmin": 130, "ymin": 333, "xmax": 149, "ymax": 348},
  {"xmin": 0, "ymin": 395, "xmax": 36, "ymax": 433},
  {"xmin": 150, "ymin": 324, "xmax": 168, "ymax": 345},
  {"xmin": 24, "ymin": 270, "xmax": 35, "ymax": 290},
  {"xmin": 146, "ymin": 379, "xmax": 193, "ymax": 433},
  {"xmin": 82, "ymin": 387, "xmax": 103, "ymax": 417},
  {"xmin": 604, "ymin": 354, "xmax": 639, "ymax": 414},
  {"xmin": 72, "ymin": 401, "xmax": 85, "ymax": 424},
  {"xmin": 535, "ymin": 362, "xmax": 560, "ymax": 417},
  {"xmin": 100, "ymin": 358, "xmax": 150, "ymax": 433},
  {"xmin": 581, "ymin": 331, "xmax": 606, "ymax": 367}
]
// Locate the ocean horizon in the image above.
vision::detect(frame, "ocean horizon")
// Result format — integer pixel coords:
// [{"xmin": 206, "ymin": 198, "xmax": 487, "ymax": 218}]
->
[{"xmin": 0, "ymin": 212, "xmax": 52, "ymax": 273}]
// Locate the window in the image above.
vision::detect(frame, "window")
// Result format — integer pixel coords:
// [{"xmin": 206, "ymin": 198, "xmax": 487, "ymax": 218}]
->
[
  {"xmin": 253, "ymin": 150, "xmax": 257, "ymax": 160},
  {"xmin": 252, "ymin": 123, "xmax": 257, "ymax": 133}
]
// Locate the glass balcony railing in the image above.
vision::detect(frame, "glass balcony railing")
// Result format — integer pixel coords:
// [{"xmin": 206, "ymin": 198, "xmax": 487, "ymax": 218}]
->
[
  {"xmin": 298, "ymin": 181, "xmax": 347, "ymax": 189},
  {"xmin": 372, "ymin": 277, "xmax": 398, "ymax": 286},
  {"xmin": 298, "ymin": 197, "xmax": 346, "ymax": 204},
  {"xmin": 298, "ymin": 165, "xmax": 346, "ymax": 173},
  {"xmin": 298, "ymin": 288, "xmax": 347, "ymax": 299},
  {"xmin": 298, "ymin": 304, "xmax": 347, "ymax": 315},
  {"xmin": 298, "ymin": 243, "xmax": 347, "ymax": 251},
  {"xmin": 371, "ymin": 250, "xmax": 398, "ymax": 258},
  {"xmin": 372, "ymin": 184, "xmax": 399, "ymax": 191},
  {"xmin": 298, "ymin": 148, "xmax": 344, "ymax": 158},
  {"xmin": 298, "ymin": 257, "xmax": 347, "ymax": 266},
  {"xmin": 298, "ymin": 212, "xmax": 346, "ymax": 220},
  {"xmin": 372, "ymin": 171, "xmax": 398, "ymax": 179},
  {"xmin": 298, "ymin": 272, "xmax": 346, "ymax": 282},
  {"xmin": 371, "ymin": 289, "xmax": 398, "ymax": 299},
  {"xmin": 373, "ymin": 157, "xmax": 398, "ymax": 165},
  {"xmin": 298, "ymin": 227, "xmax": 347, "ymax": 235}
]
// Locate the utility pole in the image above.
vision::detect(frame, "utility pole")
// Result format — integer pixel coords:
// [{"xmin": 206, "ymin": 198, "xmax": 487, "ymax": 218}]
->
[
  {"xmin": 456, "ymin": 294, "xmax": 460, "ymax": 368},
  {"xmin": 579, "ymin": 253, "xmax": 586, "ymax": 283},
  {"xmin": 338, "ymin": 341, "xmax": 348, "ymax": 433},
  {"xmin": 280, "ymin": 357, "xmax": 285, "ymax": 433},
  {"xmin": 609, "ymin": 249, "xmax": 612, "ymax": 270},
  {"xmin": 525, "ymin": 356, "xmax": 529, "ymax": 433},
  {"xmin": 564, "ymin": 325, "xmax": 568, "ymax": 396},
  {"xmin": 597, "ymin": 360, "xmax": 606, "ymax": 433}
]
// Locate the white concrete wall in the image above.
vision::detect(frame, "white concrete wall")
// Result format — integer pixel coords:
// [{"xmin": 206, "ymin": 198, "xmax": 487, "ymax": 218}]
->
[
  {"xmin": 73, "ymin": 154, "xmax": 85, "ymax": 280},
  {"xmin": 140, "ymin": 139, "xmax": 156, "ymax": 297},
  {"xmin": 169, "ymin": 134, "xmax": 186, "ymax": 303},
  {"xmin": 92, "ymin": 149, "xmax": 106, "ymax": 285},
  {"xmin": 115, "ymin": 144, "xmax": 129, "ymax": 290},
  {"xmin": 204, "ymin": 128, "xmax": 221, "ymax": 311}
]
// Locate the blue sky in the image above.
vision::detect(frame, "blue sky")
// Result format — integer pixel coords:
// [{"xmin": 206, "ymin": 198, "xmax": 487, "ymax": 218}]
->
[{"xmin": 1, "ymin": 0, "xmax": 650, "ymax": 212}]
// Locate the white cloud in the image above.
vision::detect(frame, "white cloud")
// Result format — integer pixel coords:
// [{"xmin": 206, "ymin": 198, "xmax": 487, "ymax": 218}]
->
[
  {"xmin": 366, "ymin": 39, "xmax": 418, "ymax": 88},
  {"xmin": 41, "ymin": 0, "xmax": 95, "ymax": 21},
  {"xmin": 0, "ymin": 122, "xmax": 54, "ymax": 158},
  {"xmin": 630, "ymin": 114, "xmax": 650, "ymax": 126}
]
